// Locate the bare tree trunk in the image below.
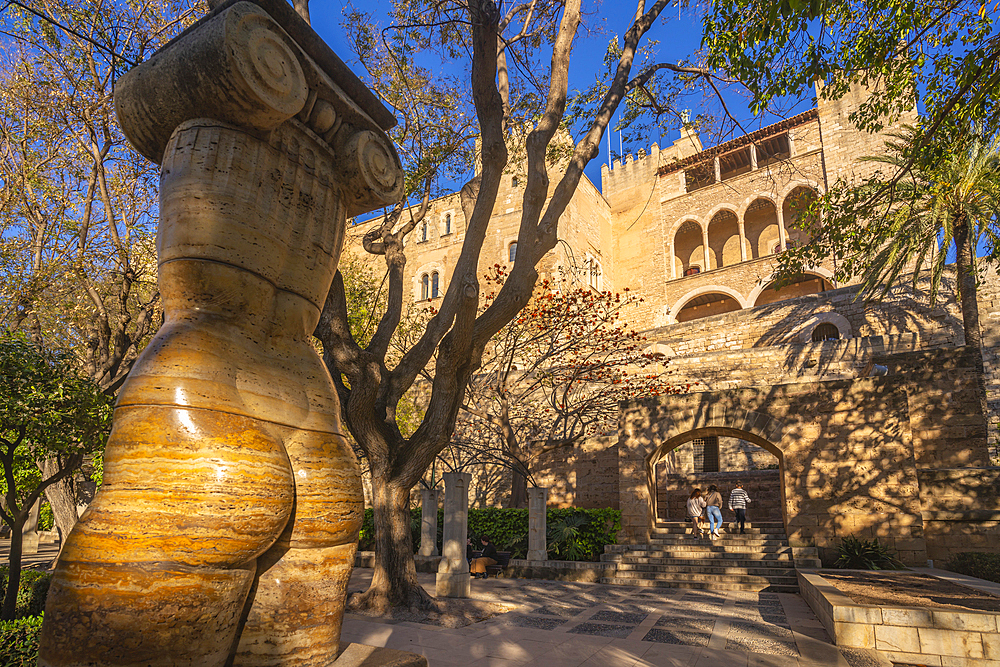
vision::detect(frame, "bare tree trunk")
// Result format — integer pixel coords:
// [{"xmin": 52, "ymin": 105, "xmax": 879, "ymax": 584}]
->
[
  {"xmin": 348, "ymin": 469, "xmax": 432, "ymax": 612},
  {"xmin": 38, "ymin": 458, "xmax": 78, "ymax": 555},
  {"xmin": 509, "ymin": 466, "xmax": 527, "ymax": 509}
]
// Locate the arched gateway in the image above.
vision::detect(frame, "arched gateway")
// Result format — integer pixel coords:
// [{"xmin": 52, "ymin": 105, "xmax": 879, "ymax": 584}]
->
[{"xmin": 614, "ymin": 375, "xmax": 965, "ymax": 566}]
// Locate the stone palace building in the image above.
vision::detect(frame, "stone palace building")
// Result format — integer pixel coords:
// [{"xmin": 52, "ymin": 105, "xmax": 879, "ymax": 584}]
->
[{"xmin": 349, "ymin": 83, "xmax": 1000, "ymax": 567}]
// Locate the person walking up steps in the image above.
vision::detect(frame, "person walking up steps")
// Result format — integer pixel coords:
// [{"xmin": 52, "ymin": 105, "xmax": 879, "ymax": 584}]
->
[
  {"xmin": 728, "ymin": 481, "xmax": 752, "ymax": 534},
  {"xmin": 705, "ymin": 485, "xmax": 723, "ymax": 540},
  {"xmin": 687, "ymin": 488, "xmax": 707, "ymax": 538}
]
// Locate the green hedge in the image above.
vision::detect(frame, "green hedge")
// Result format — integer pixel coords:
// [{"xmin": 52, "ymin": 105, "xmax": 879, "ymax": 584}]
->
[
  {"xmin": 0, "ymin": 614, "xmax": 43, "ymax": 666},
  {"xmin": 0, "ymin": 566, "xmax": 52, "ymax": 619},
  {"xmin": 357, "ymin": 507, "xmax": 620, "ymax": 562},
  {"xmin": 945, "ymin": 552, "xmax": 1000, "ymax": 584}
]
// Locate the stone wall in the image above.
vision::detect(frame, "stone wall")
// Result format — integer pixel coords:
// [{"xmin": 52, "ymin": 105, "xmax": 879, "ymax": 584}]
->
[
  {"xmin": 655, "ymin": 470, "xmax": 783, "ymax": 523},
  {"xmin": 917, "ymin": 468, "xmax": 1000, "ymax": 563},
  {"xmin": 532, "ymin": 436, "xmax": 619, "ymax": 509},
  {"xmin": 979, "ymin": 268, "xmax": 1000, "ymax": 457},
  {"xmin": 645, "ymin": 274, "xmax": 966, "ymax": 358},
  {"xmin": 616, "ymin": 346, "xmax": 992, "ymax": 567}
]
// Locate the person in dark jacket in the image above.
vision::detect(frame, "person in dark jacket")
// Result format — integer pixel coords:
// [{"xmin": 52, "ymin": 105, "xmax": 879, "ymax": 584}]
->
[{"xmin": 470, "ymin": 535, "xmax": 498, "ymax": 578}]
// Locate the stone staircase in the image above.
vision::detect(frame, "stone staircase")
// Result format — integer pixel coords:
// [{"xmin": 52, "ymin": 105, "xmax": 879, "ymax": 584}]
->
[{"xmin": 601, "ymin": 521, "xmax": 820, "ymax": 593}]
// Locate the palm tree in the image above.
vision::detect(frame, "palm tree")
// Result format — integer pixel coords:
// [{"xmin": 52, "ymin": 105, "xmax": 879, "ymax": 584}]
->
[{"xmin": 851, "ymin": 123, "xmax": 1000, "ymax": 349}]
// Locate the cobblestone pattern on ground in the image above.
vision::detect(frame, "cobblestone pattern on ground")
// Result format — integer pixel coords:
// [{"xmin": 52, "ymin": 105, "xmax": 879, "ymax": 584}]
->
[{"xmin": 342, "ymin": 570, "xmax": 876, "ymax": 666}]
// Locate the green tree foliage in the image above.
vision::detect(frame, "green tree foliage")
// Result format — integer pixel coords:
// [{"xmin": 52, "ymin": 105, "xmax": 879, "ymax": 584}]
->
[
  {"xmin": 0, "ymin": 334, "xmax": 111, "ymax": 620},
  {"xmin": 703, "ymin": 0, "xmax": 999, "ymax": 139},
  {"xmin": 0, "ymin": 0, "xmax": 203, "ymax": 544},
  {"xmin": 0, "ymin": 0, "xmax": 202, "ymax": 392}
]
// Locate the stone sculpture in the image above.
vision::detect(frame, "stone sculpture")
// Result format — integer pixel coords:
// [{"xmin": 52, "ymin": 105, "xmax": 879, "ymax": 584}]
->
[{"xmin": 38, "ymin": 1, "xmax": 403, "ymax": 665}]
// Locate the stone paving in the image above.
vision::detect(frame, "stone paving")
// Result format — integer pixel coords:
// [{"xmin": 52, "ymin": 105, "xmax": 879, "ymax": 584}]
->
[{"xmin": 343, "ymin": 570, "xmax": 892, "ymax": 667}]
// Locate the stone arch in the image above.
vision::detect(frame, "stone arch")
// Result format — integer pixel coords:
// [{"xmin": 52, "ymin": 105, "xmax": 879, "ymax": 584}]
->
[
  {"xmin": 667, "ymin": 213, "xmax": 706, "ymax": 240},
  {"xmin": 707, "ymin": 208, "xmax": 740, "ymax": 269},
  {"xmin": 673, "ymin": 220, "xmax": 705, "ymax": 276},
  {"xmin": 667, "ymin": 285, "xmax": 747, "ymax": 324},
  {"xmin": 747, "ymin": 268, "xmax": 835, "ymax": 307},
  {"xmin": 782, "ymin": 184, "xmax": 821, "ymax": 249},
  {"xmin": 617, "ymin": 399, "xmax": 792, "ymax": 544},
  {"xmin": 777, "ymin": 179, "xmax": 823, "ymax": 202},
  {"xmin": 795, "ymin": 312, "xmax": 853, "ymax": 344},
  {"xmin": 736, "ymin": 192, "xmax": 778, "ymax": 219},
  {"xmin": 743, "ymin": 197, "xmax": 780, "ymax": 259}
]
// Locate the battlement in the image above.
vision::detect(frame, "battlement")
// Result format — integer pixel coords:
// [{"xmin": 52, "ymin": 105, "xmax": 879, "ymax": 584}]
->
[{"xmin": 602, "ymin": 142, "xmax": 660, "ymax": 197}]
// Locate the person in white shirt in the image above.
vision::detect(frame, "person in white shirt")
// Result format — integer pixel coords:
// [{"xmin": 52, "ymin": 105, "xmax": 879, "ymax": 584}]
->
[
  {"xmin": 728, "ymin": 482, "xmax": 752, "ymax": 535},
  {"xmin": 686, "ymin": 488, "xmax": 707, "ymax": 538}
]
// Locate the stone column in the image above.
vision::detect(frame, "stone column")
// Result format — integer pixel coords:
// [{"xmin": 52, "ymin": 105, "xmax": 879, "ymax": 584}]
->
[
  {"xmin": 527, "ymin": 487, "xmax": 548, "ymax": 562},
  {"xmin": 776, "ymin": 205, "xmax": 788, "ymax": 252},
  {"xmin": 737, "ymin": 219, "xmax": 748, "ymax": 262},
  {"xmin": 418, "ymin": 488, "xmax": 440, "ymax": 557},
  {"xmin": 21, "ymin": 498, "xmax": 41, "ymax": 555},
  {"xmin": 702, "ymin": 226, "xmax": 711, "ymax": 271},
  {"xmin": 436, "ymin": 472, "xmax": 471, "ymax": 598},
  {"xmin": 38, "ymin": 1, "xmax": 403, "ymax": 666}
]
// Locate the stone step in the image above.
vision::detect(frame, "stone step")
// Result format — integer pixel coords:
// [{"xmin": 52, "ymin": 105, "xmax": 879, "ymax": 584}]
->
[
  {"xmin": 602, "ymin": 552, "xmax": 793, "ymax": 563},
  {"xmin": 610, "ymin": 570, "xmax": 798, "ymax": 586},
  {"xmin": 649, "ymin": 537, "xmax": 789, "ymax": 547},
  {"xmin": 600, "ymin": 577, "xmax": 798, "ymax": 593},
  {"xmin": 615, "ymin": 563, "xmax": 795, "ymax": 576},
  {"xmin": 655, "ymin": 517, "xmax": 785, "ymax": 533},
  {"xmin": 615, "ymin": 556, "xmax": 795, "ymax": 569},
  {"xmin": 608, "ymin": 544, "xmax": 793, "ymax": 555}
]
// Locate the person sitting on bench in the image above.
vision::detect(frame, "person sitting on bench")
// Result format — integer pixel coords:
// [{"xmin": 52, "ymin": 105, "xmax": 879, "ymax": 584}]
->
[{"xmin": 470, "ymin": 535, "xmax": 497, "ymax": 579}]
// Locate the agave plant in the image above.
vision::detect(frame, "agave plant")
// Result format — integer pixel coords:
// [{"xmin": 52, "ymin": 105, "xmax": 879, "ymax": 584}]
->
[{"xmin": 835, "ymin": 536, "xmax": 904, "ymax": 570}]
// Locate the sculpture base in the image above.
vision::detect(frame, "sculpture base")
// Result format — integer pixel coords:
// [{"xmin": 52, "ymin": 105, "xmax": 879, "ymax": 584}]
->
[
  {"xmin": 335, "ymin": 644, "xmax": 427, "ymax": 667},
  {"xmin": 527, "ymin": 550, "xmax": 547, "ymax": 561},
  {"xmin": 435, "ymin": 572, "xmax": 471, "ymax": 598}
]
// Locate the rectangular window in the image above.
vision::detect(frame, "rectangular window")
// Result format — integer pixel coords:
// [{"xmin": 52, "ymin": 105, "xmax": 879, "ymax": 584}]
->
[
  {"xmin": 756, "ymin": 133, "xmax": 790, "ymax": 167},
  {"xmin": 684, "ymin": 161, "xmax": 715, "ymax": 192},
  {"xmin": 692, "ymin": 436, "xmax": 720, "ymax": 473},
  {"xmin": 719, "ymin": 147, "xmax": 752, "ymax": 180}
]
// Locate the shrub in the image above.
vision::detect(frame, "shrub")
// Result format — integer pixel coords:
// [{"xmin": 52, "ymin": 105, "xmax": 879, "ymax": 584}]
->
[
  {"xmin": 0, "ymin": 566, "xmax": 53, "ymax": 619},
  {"xmin": 945, "ymin": 552, "xmax": 1000, "ymax": 584},
  {"xmin": 0, "ymin": 614, "xmax": 43, "ymax": 666},
  {"xmin": 834, "ymin": 536, "xmax": 903, "ymax": 570},
  {"xmin": 38, "ymin": 504, "xmax": 54, "ymax": 532},
  {"xmin": 356, "ymin": 506, "xmax": 621, "ymax": 562}
]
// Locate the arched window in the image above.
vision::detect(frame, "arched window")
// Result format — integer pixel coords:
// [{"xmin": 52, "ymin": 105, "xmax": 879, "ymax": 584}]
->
[
  {"xmin": 421, "ymin": 274, "xmax": 429, "ymax": 300},
  {"xmin": 444, "ymin": 213, "xmax": 451, "ymax": 235},
  {"xmin": 812, "ymin": 322, "xmax": 841, "ymax": 342},
  {"xmin": 431, "ymin": 272, "xmax": 440, "ymax": 298},
  {"xmin": 508, "ymin": 242, "xmax": 517, "ymax": 263},
  {"xmin": 421, "ymin": 222, "xmax": 428, "ymax": 242}
]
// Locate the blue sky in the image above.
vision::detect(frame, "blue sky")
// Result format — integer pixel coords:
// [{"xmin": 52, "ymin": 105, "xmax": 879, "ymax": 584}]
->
[{"xmin": 304, "ymin": 1, "xmax": 807, "ymax": 194}]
